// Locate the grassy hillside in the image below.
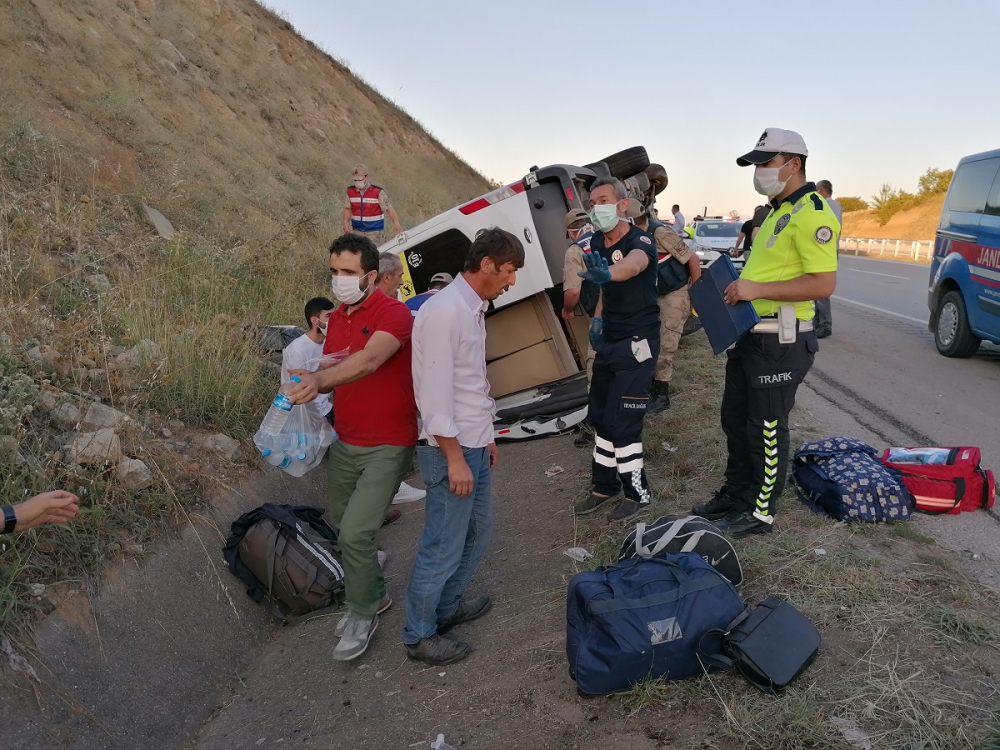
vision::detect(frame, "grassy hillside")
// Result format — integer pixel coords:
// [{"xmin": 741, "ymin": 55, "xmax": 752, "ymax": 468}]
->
[
  {"xmin": 0, "ymin": 0, "xmax": 489, "ymax": 630},
  {"xmin": 841, "ymin": 193, "xmax": 944, "ymax": 241}
]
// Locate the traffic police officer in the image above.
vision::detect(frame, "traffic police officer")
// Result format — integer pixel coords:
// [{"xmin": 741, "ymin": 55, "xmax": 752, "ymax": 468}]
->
[
  {"xmin": 631, "ymin": 202, "xmax": 702, "ymax": 413},
  {"xmin": 573, "ymin": 177, "xmax": 660, "ymax": 522},
  {"xmin": 692, "ymin": 128, "xmax": 839, "ymax": 537}
]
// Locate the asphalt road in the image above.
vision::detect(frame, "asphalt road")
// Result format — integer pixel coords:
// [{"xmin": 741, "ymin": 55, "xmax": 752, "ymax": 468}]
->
[{"xmin": 803, "ymin": 254, "xmax": 1000, "ymax": 577}]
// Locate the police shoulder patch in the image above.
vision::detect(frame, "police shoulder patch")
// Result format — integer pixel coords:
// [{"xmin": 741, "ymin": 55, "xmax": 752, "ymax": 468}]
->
[
  {"xmin": 639, "ymin": 235, "xmax": 652, "ymax": 244},
  {"xmin": 815, "ymin": 226, "xmax": 834, "ymax": 244},
  {"xmin": 774, "ymin": 214, "xmax": 791, "ymax": 234}
]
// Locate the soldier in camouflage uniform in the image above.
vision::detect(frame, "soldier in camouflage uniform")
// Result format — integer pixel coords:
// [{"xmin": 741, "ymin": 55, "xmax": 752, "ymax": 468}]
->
[{"xmin": 632, "ymin": 206, "xmax": 701, "ymax": 413}]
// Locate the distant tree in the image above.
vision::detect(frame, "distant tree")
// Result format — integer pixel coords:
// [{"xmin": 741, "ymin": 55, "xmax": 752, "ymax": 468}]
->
[
  {"xmin": 838, "ymin": 196, "xmax": 868, "ymax": 212},
  {"xmin": 871, "ymin": 184, "xmax": 918, "ymax": 226},
  {"xmin": 918, "ymin": 167, "xmax": 954, "ymax": 198}
]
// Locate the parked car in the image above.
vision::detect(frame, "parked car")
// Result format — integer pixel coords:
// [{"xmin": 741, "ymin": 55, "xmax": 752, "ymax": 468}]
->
[
  {"xmin": 928, "ymin": 148, "xmax": 1000, "ymax": 357},
  {"xmin": 685, "ymin": 218, "xmax": 745, "ymax": 271},
  {"xmin": 380, "ymin": 147, "xmax": 669, "ymax": 440}
]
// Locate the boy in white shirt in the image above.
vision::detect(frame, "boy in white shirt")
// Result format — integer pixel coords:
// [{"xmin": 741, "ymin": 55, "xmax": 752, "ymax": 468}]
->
[{"xmin": 281, "ymin": 298, "xmax": 336, "ymax": 422}]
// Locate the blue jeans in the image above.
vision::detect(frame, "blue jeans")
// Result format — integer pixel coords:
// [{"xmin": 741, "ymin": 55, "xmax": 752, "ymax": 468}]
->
[{"xmin": 402, "ymin": 445, "xmax": 493, "ymax": 645}]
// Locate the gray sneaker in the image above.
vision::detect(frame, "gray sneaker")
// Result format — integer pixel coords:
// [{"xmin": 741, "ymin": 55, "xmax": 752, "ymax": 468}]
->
[
  {"xmin": 405, "ymin": 634, "xmax": 471, "ymax": 666},
  {"xmin": 332, "ymin": 615, "xmax": 378, "ymax": 661},
  {"xmin": 334, "ymin": 595, "xmax": 392, "ymax": 638},
  {"xmin": 574, "ymin": 492, "xmax": 618, "ymax": 516}
]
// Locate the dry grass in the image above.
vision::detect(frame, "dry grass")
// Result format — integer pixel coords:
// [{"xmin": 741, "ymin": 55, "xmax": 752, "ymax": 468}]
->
[
  {"xmin": 0, "ymin": 0, "xmax": 491, "ymax": 634},
  {"xmin": 573, "ymin": 331, "xmax": 1000, "ymax": 749},
  {"xmin": 841, "ymin": 194, "xmax": 945, "ymax": 241}
]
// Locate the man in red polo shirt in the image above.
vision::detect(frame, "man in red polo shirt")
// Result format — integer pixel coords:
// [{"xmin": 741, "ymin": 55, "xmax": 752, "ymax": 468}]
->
[{"xmin": 289, "ymin": 233, "xmax": 417, "ymax": 662}]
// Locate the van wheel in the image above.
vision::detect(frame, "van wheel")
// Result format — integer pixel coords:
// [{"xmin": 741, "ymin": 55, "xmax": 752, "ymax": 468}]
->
[
  {"xmin": 934, "ymin": 290, "xmax": 980, "ymax": 357},
  {"xmin": 587, "ymin": 147, "xmax": 650, "ymax": 180},
  {"xmin": 644, "ymin": 164, "xmax": 668, "ymax": 195}
]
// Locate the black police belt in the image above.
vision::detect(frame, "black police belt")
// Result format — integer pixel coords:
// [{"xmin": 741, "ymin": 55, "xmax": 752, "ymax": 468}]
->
[{"xmin": 751, "ymin": 317, "xmax": 814, "ymax": 334}]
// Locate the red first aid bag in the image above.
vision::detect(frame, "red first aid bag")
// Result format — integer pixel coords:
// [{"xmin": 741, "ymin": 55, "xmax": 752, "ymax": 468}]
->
[{"xmin": 881, "ymin": 447, "xmax": 995, "ymax": 515}]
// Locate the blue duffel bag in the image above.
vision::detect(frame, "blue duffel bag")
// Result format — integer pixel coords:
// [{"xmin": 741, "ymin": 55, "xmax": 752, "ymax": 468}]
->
[{"xmin": 566, "ymin": 552, "xmax": 745, "ymax": 696}]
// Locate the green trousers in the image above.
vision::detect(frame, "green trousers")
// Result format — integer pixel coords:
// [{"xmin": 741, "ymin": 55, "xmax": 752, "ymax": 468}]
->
[{"xmin": 327, "ymin": 441, "xmax": 414, "ymax": 619}]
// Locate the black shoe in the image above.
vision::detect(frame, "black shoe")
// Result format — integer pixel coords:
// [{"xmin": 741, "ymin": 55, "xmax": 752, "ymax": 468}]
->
[
  {"xmin": 575, "ymin": 492, "xmax": 618, "ymax": 516},
  {"xmin": 574, "ymin": 423, "xmax": 595, "ymax": 449},
  {"xmin": 691, "ymin": 487, "xmax": 742, "ymax": 521},
  {"xmin": 714, "ymin": 511, "xmax": 773, "ymax": 538},
  {"xmin": 647, "ymin": 381, "xmax": 671, "ymax": 414},
  {"xmin": 815, "ymin": 329, "xmax": 831, "ymax": 339},
  {"xmin": 437, "ymin": 594, "xmax": 492, "ymax": 634},
  {"xmin": 608, "ymin": 499, "xmax": 646, "ymax": 521},
  {"xmin": 405, "ymin": 634, "xmax": 471, "ymax": 665}
]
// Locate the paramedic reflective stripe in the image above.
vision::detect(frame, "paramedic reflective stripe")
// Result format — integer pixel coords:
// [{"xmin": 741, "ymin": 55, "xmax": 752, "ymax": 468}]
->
[
  {"xmin": 594, "ymin": 436, "xmax": 616, "ymax": 468},
  {"xmin": 615, "ymin": 442, "xmax": 644, "ymax": 474},
  {"xmin": 347, "ymin": 184, "xmax": 386, "ymax": 232}
]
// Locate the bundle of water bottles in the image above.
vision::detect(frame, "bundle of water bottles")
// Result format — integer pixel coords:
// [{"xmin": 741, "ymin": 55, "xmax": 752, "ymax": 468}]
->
[{"xmin": 253, "ymin": 375, "xmax": 337, "ymax": 477}]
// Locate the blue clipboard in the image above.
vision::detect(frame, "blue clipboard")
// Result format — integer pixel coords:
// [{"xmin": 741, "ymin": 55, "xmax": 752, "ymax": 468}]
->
[{"xmin": 688, "ymin": 256, "xmax": 761, "ymax": 355}]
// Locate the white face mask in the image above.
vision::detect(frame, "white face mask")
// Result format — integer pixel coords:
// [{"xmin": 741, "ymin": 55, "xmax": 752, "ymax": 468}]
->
[
  {"xmin": 590, "ymin": 204, "xmax": 621, "ymax": 233},
  {"xmin": 317, "ymin": 323, "xmax": 327, "ymax": 336},
  {"xmin": 753, "ymin": 159, "xmax": 794, "ymax": 197},
  {"xmin": 353, "ymin": 180, "xmax": 366, "ymax": 190},
  {"xmin": 330, "ymin": 273, "xmax": 371, "ymax": 306}
]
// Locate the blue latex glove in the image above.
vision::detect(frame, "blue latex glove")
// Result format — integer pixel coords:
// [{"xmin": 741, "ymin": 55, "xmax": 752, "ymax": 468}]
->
[
  {"xmin": 589, "ymin": 317, "xmax": 603, "ymax": 347},
  {"xmin": 578, "ymin": 251, "xmax": 612, "ymax": 284}
]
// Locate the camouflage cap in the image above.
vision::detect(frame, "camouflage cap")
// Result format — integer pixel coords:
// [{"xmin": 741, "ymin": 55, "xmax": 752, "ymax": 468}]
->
[{"xmin": 351, "ymin": 163, "xmax": 369, "ymax": 178}]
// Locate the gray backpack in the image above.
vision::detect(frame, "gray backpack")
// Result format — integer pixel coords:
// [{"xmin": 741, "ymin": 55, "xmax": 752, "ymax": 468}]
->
[{"xmin": 223, "ymin": 504, "xmax": 345, "ymax": 623}]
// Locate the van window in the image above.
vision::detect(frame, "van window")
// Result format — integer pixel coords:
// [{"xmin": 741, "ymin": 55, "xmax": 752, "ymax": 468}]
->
[
  {"xmin": 946, "ymin": 157, "xmax": 1000, "ymax": 214},
  {"xmin": 402, "ymin": 229, "xmax": 471, "ymax": 295},
  {"xmin": 986, "ymin": 168, "xmax": 1000, "ymax": 217}
]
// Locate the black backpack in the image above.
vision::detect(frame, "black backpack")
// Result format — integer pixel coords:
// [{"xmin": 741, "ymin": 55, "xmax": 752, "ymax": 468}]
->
[
  {"xmin": 619, "ymin": 515, "xmax": 743, "ymax": 586},
  {"xmin": 649, "ymin": 221, "xmax": 691, "ymax": 295},
  {"xmin": 223, "ymin": 503, "xmax": 345, "ymax": 623}
]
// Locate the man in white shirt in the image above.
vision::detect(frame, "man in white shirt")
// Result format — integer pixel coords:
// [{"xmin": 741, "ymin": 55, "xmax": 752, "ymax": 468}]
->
[
  {"xmin": 671, "ymin": 204, "xmax": 686, "ymax": 236},
  {"xmin": 281, "ymin": 297, "xmax": 335, "ymax": 422},
  {"xmin": 402, "ymin": 227, "xmax": 524, "ymax": 666}
]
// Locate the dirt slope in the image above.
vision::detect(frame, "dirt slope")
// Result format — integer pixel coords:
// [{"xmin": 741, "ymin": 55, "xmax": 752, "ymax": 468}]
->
[
  {"xmin": 0, "ymin": 0, "xmax": 489, "ymax": 240},
  {"xmin": 841, "ymin": 193, "xmax": 944, "ymax": 241}
]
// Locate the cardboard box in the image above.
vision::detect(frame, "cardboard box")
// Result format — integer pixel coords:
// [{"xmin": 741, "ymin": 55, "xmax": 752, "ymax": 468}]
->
[
  {"xmin": 485, "ymin": 293, "xmax": 563, "ymax": 361},
  {"xmin": 487, "ymin": 339, "xmax": 579, "ymax": 398}
]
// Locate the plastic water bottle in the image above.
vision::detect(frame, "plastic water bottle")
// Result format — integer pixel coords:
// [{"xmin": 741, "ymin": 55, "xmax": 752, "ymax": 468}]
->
[{"xmin": 259, "ymin": 376, "xmax": 301, "ymax": 435}]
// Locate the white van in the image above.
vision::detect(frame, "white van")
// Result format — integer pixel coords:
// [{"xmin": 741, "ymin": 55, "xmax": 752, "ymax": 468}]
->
[{"xmin": 381, "ymin": 148, "xmax": 667, "ymax": 441}]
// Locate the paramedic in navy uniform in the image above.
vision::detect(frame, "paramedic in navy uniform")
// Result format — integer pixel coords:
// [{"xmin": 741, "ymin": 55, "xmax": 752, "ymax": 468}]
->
[{"xmin": 573, "ymin": 177, "xmax": 661, "ymax": 522}]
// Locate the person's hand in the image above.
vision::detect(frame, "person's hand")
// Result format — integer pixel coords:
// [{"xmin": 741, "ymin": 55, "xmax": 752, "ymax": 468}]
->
[
  {"xmin": 447, "ymin": 456, "xmax": 475, "ymax": 497},
  {"xmin": 578, "ymin": 252, "xmax": 612, "ymax": 284},
  {"xmin": 393, "ymin": 223, "xmax": 404, "ymax": 236},
  {"xmin": 342, "ymin": 224, "xmax": 352, "ymax": 235},
  {"xmin": 560, "ymin": 307, "xmax": 577, "ymax": 320},
  {"xmin": 487, "ymin": 443, "xmax": 499, "ymax": 470},
  {"xmin": 14, "ymin": 491, "xmax": 79, "ymax": 532},
  {"xmin": 589, "ymin": 317, "xmax": 604, "ymax": 348},
  {"xmin": 723, "ymin": 279, "xmax": 762, "ymax": 304},
  {"xmin": 287, "ymin": 371, "xmax": 319, "ymax": 404}
]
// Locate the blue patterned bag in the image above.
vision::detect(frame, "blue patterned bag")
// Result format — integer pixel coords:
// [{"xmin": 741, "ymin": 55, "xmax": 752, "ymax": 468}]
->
[{"xmin": 792, "ymin": 437, "xmax": 914, "ymax": 522}]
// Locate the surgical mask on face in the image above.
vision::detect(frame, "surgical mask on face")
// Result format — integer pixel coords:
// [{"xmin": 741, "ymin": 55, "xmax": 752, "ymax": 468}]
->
[
  {"xmin": 330, "ymin": 273, "xmax": 370, "ymax": 306},
  {"xmin": 590, "ymin": 204, "xmax": 621, "ymax": 233},
  {"xmin": 317, "ymin": 323, "xmax": 327, "ymax": 336},
  {"xmin": 353, "ymin": 180, "xmax": 366, "ymax": 190},
  {"xmin": 753, "ymin": 160, "xmax": 793, "ymax": 197}
]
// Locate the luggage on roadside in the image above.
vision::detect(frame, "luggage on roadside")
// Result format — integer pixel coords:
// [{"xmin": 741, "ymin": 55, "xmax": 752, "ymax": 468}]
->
[
  {"xmin": 792, "ymin": 437, "xmax": 914, "ymax": 523},
  {"xmin": 697, "ymin": 596, "xmax": 821, "ymax": 694},
  {"xmin": 881, "ymin": 446, "xmax": 995, "ymax": 515},
  {"xmin": 566, "ymin": 553, "xmax": 745, "ymax": 696},
  {"xmin": 618, "ymin": 515, "xmax": 743, "ymax": 586},
  {"xmin": 223, "ymin": 503, "xmax": 345, "ymax": 623}
]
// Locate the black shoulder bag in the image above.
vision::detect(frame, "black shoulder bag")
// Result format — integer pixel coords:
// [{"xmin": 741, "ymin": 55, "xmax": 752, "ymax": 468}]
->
[{"xmin": 697, "ymin": 596, "xmax": 821, "ymax": 693}]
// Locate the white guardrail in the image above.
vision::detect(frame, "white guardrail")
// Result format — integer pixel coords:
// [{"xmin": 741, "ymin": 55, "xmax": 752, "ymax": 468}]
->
[{"xmin": 841, "ymin": 237, "xmax": 934, "ymax": 263}]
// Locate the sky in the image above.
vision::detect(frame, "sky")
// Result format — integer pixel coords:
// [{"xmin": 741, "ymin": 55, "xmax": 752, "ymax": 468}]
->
[{"xmin": 268, "ymin": 0, "xmax": 1000, "ymax": 219}]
